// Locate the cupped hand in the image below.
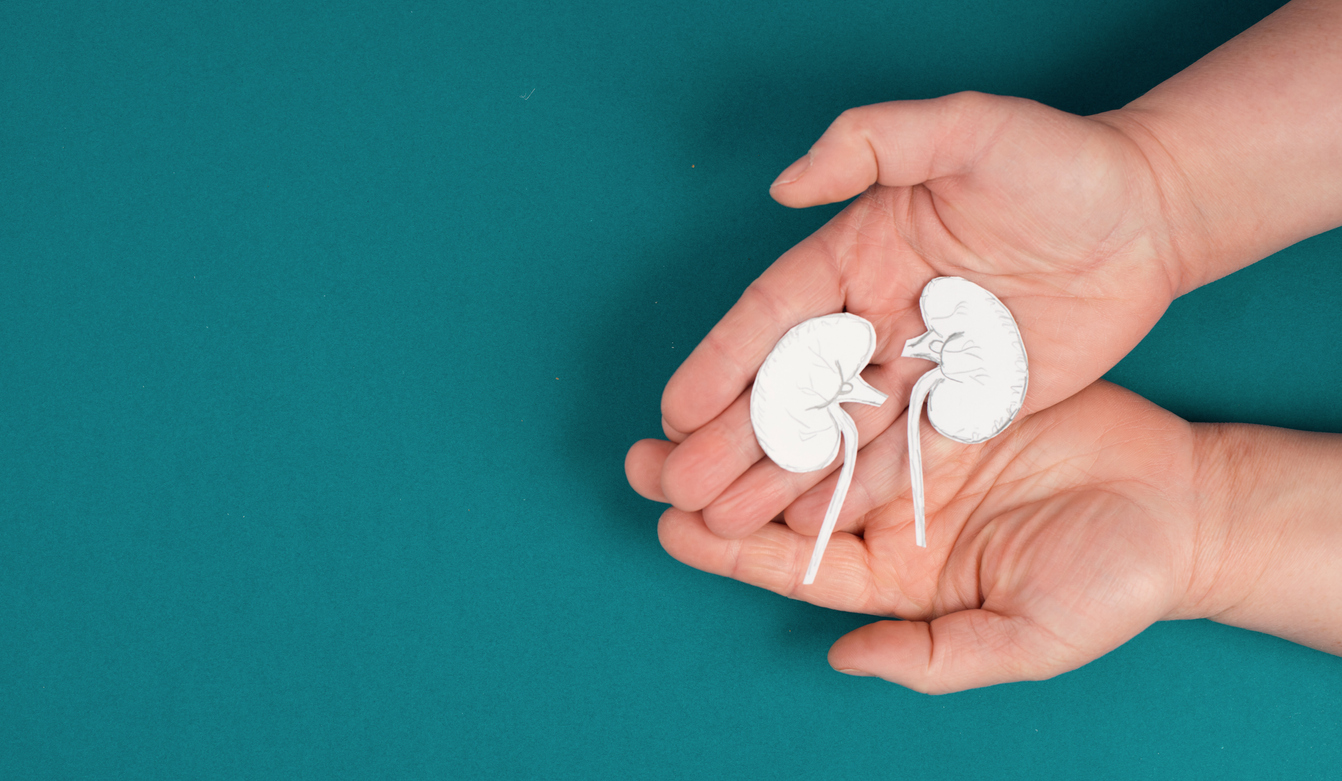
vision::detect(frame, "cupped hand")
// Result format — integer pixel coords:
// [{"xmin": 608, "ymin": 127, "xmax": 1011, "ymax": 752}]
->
[
  {"xmin": 652, "ymin": 92, "xmax": 1193, "ymax": 542},
  {"xmin": 630, "ymin": 382, "xmax": 1202, "ymax": 693}
]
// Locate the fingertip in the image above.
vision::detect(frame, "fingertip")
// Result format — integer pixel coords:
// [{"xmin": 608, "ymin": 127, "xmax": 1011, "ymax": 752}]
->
[
  {"xmin": 831, "ymin": 611, "xmax": 1074, "ymax": 695},
  {"xmin": 661, "ymin": 416, "xmax": 688, "ymax": 444},
  {"xmin": 698, "ymin": 459, "xmax": 798, "ymax": 540},
  {"xmin": 831, "ymin": 663, "xmax": 876, "ymax": 678},
  {"xmin": 829, "ymin": 625, "xmax": 878, "ymax": 677},
  {"xmin": 626, "ymin": 439, "xmax": 674, "ymax": 503},
  {"xmin": 830, "ymin": 619, "xmax": 897, "ymax": 657},
  {"xmin": 656, "ymin": 506, "xmax": 692, "ymax": 554},
  {"xmin": 829, "ymin": 620, "xmax": 938, "ymax": 692},
  {"xmin": 767, "ymin": 159, "xmax": 849, "ymax": 209},
  {"xmin": 773, "ymin": 96, "xmax": 1005, "ymax": 213},
  {"xmin": 767, "ymin": 113, "xmax": 879, "ymax": 207},
  {"xmin": 783, "ymin": 471, "xmax": 843, "ymax": 535},
  {"xmin": 660, "ymin": 390, "xmax": 763, "ymax": 513},
  {"xmin": 660, "ymin": 449, "xmax": 753, "ymax": 514},
  {"xmin": 660, "ymin": 368, "xmax": 708, "ymax": 441},
  {"xmin": 768, "ymin": 184, "xmax": 821, "ymax": 209},
  {"xmin": 659, "ymin": 443, "xmax": 708, "ymax": 512},
  {"xmin": 701, "ymin": 501, "xmax": 770, "ymax": 540},
  {"xmin": 768, "ymin": 153, "xmax": 822, "ymax": 208},
  {"xmin": 656, "ymin": 507, "xmax": 731, "ymax": 576},
  {"xmin": 768, "ymin": 152, "xmax": 813, "ymax": 189}
]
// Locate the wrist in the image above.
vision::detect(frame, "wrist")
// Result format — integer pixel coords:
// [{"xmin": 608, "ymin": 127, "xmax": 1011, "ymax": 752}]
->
[
  {"xmin": 1171, "ymin": 423, "xmax": 1267, "ymax": 621},
  {"xmin": 1174, "ymin": 422, "xmax": 1342, "ymax": 654},
  {"xmin": 1096, "ymin": 0, "xmax": 1342, "ymax": 297},
  {"xmin": 1090, "ymin": 107, "xmax": 1225, "ymax": 298}
]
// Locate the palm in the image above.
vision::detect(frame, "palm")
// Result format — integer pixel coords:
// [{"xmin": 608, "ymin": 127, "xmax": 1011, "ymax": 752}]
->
[
  {"xmin": 854, "ymin": 379, "xmax": 1187, "ymax": 622},
  {"xmin": 831, "ymin": 105, "xmax": 1177, "ymax": 413},
  {"xmin": 625, "ymin": 95, "xmax": 1196, "ymax": 691},
  {"xmin": 645, "ymin": 95, "xmax": 1183, "ymax": 534},
  {"xmin": 651, "ymin": 383, "xmax": 1198, "ymax": 692}
]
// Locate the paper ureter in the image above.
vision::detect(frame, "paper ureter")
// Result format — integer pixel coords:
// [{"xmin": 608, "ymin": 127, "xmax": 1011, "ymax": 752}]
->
[{"xmin": 802, "ymin": 406, "xmax": 859, "ymax": 585}]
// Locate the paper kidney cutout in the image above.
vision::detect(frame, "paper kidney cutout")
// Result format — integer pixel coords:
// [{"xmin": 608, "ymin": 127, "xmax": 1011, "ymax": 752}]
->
[
  {"xmin": 751, "ymin": 313, "xmax": 888, "ymax": 584},
  {"xmin": 903, "ymin": 276, "xmax": 1028, "ymax": 547}
]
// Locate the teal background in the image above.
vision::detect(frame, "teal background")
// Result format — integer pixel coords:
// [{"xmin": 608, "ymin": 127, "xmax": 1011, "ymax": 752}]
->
[{"xmin": 3, "ymin": 0, "xmax": 1339, "ymax": 778}]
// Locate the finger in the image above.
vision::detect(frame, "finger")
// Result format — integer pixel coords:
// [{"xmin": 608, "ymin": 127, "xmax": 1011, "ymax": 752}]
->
[
  {"xmin": 778, "ymin": 360, "xmax": 929, "ymax": 537},
  {"xmin": 769, "ymin": 92, "xmax": 1007, "ymax": 209},
  {"xmin": 660, "ymin": 237, "xmax": 843, "ymax": 437},
  {"xmin": 786, "ymin": 410, "xmax": 939, "ymax": 539},
  {"xmin": 625, "ymin": 439, "xmax": 675, "ymax": 503},
  {"xmin": 702, "ymin": 456, "xmax": 826, "ymax": 538},
  {"xmin": 702, "ymin": 362, "xmax": 912, "ymax": 539},
  {"xmin": 828, "ymin": 611, "xmax": 1087, "ymax": 695},
  {"xmin": 660, "ymin": 389, "xmax": 760, "ymax": 511},
  {"xmin": 792, "ymin": 380, "xmax": 994, "ymax": 548},
  {"xmin": 861, "ymin": 306, "xmax": 930, "ymax": 368},
  {"xmin": 657, "ymin": 507, "xmax": 885, "ymax": 614},
  {"xmin": 783, "ymin": 430, "xmax": 896, "ymax": 538},
  {"xmin": 661, "ymin": 417, "xmax": 689, "ymax": 444}
]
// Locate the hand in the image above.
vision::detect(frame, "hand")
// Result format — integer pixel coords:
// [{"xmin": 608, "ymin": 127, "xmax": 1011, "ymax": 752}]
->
[
  {"xmin": 629, "ymin": 3, "xmax": 1342, "ymax": 690},
  {"xmin": 631, "ymin": 382, "xmax": 1202, "ymax": 693},
  {"xmin": 651, "ymin": 92, "xmax": 1190, "ymax": 537}
]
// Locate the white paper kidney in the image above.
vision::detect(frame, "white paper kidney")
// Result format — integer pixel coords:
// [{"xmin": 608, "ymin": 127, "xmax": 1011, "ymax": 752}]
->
[
  {"xmin": 751, "ymin": 313, "xmax": 887, "ymax": 584},
  {"xmin": 904, "ymin": 277, "xmax": 1028, "ymax": 546}
]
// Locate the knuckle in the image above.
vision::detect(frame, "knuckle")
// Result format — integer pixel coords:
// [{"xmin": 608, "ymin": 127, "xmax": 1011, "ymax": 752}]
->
[
  {"xmin": 940, "ymin": 90, "xmax": 993, "ymax": 127},
  {"xmin": 831, "ymin": 106, "xmax": 870, "ymax": 137}
]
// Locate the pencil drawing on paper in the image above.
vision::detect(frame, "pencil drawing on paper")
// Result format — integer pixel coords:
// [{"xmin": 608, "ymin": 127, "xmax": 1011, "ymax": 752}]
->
[
  {"xmin": 903, "ymin": 277, "xmax": 1029, "ymax": 548},
  {"xmin": 750, "ymin": 313, "xmax": 887, "ymax": 585}
]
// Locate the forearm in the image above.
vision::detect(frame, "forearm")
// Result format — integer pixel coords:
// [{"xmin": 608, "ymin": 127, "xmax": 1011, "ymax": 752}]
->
[
  {"xmin": 1100, "ymin": 0, "xmax": 1342, "ymax": 296},
  {"xmin": 1178, "ymin": 422, "xmax": 1342, "ymax": 655}
]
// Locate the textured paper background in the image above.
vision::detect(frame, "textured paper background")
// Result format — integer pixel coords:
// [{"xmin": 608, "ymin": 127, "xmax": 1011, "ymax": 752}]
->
[{"xmin": 2, "ymin": 0, "xmax": 1339, "ymax": 778}]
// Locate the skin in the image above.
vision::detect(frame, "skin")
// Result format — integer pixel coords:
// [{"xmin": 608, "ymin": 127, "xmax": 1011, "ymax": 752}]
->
[
  {"xmin": 627, "ymin": 0, "xmax": 1342, "ymax": 692},
  {"xmin": 631, "ymin": 384, "xmax": 1342, "ymax": 693}
]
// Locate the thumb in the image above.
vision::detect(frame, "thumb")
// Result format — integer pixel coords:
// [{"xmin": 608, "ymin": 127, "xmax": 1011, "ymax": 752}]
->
[
  {"xmin": 769, "ymin": 92, "xmax": 1009, "ymax": 208},
  {"xmin": 827, "ymin": 610, "xmax": 1091, "ymax": 694}
]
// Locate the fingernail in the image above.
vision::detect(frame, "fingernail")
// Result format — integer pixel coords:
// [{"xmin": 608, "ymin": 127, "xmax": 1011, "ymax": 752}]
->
[
  {"xmin": 837, "ymin": 668, "xmax": 873, "ymax": 677},
  {"xmin": 770, "ymin": 152, "xmax": 812, "ymax": 188}
]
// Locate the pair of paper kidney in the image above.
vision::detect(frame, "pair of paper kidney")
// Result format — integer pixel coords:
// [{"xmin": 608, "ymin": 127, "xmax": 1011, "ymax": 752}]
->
[{"xmin": 750, "ymin": 277, "xmax": 1028, "ymax": 585}]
